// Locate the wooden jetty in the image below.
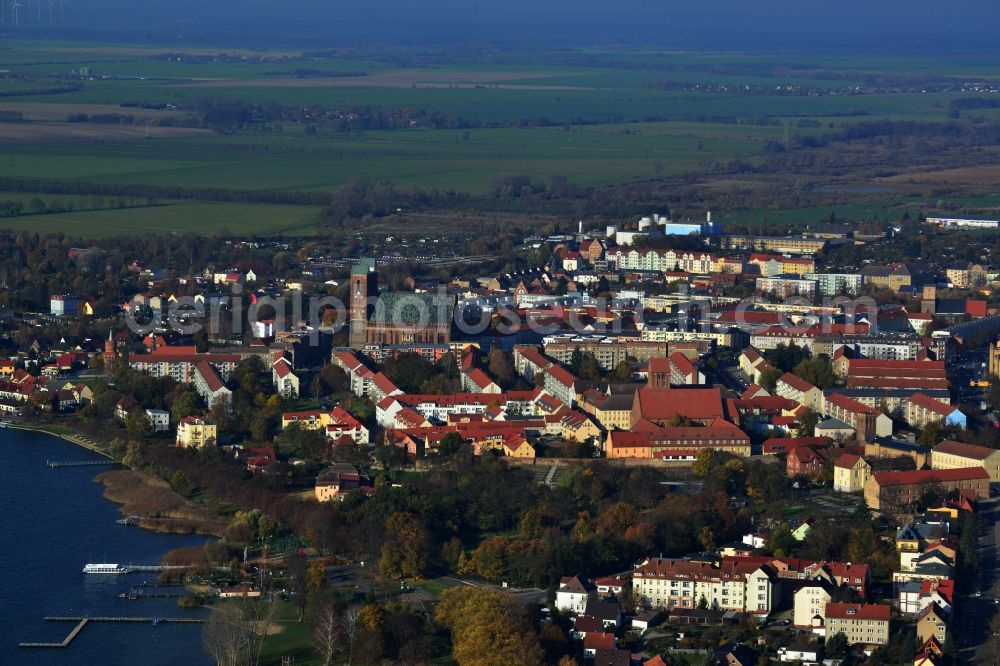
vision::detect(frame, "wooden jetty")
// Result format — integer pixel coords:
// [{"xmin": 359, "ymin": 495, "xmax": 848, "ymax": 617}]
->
[
  {"xmin": 18, "ymin": 619, "xmax": 89, "ymax": 648},
  {"xmin": 47, "ymin": 459, "xmax": 115, "ymax": 469},
  {"xmin": 19, "ymin": 616, "xmax": 205, "ymax": 648}
]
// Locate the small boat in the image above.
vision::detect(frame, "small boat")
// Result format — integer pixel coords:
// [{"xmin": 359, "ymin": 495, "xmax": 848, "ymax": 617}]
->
[
  {"xmin": 115, "ymin": 515, "xmax": 141, "ymax": 526},
  {"xmin": 83, "ymin": 563, "xmax": 131, "ymax": 574}
]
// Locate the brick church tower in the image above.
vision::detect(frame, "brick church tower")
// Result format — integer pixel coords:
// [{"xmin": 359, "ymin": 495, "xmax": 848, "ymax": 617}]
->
[{"xmin": 349, "ymin": 258, "xmax": 378, "ymax": 349}]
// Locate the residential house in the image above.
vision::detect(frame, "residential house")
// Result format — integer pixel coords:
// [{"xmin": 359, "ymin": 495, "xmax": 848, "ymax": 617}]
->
[
  {"xmin": 326, "ymin": 406, "xmax": 370, "ymax": 445},
  {"xmin": 833, "ymin": 454, "xmax": 871, "ymax": 493},
  {"xmin": 193, "ymin": 360, "xmax": 232, "ymax": 410},
  {"xmin": 823, "ymin": 603, "xmax": 890, "ymax": 644},
  {"xmin": 775, "ymin": 373, "xmax": 822, "ymax": 412},
  {"xmin": 904, "ymin": 393, "xmax": 966, "ymax": 430},
  {"xmin": 271, "ymin": 356, "xmax": 300, "ymax": 399},
  {"xmin": 176, "ymin": 416, "xmax": 217, "ymax": 448},
  {"xmin": 916, "ymin": 603, "xmax": 949, "ymax": 645},
  {"xmin": 314, "ymin": 463, "xmax": 372, "ymax": 502},
  {"xmin": 632, "ymin": 557, "xmax": 776, "ymax": 615},
  {"xmin": 145, "ymin": 409, "xmax": 170, "ymax": 433},
  {"xmin": 793, "ymin": 580, "xmax": 834, "ymax": 628},
  {"xmin": 787, "ymin": 446, "xmax": 831, "ymax": 480},
  {"xmin": 556, "ymin": 575, "xmax": 596, "ymax": 614}
]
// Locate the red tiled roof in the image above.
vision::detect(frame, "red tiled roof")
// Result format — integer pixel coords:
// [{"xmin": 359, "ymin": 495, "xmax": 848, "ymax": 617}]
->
[
  {"xmin": 907, "ymin": 392, "xmax": 958, "ymax": 416},
  {"xmin": 648, "ymin": 357, "xmax": 671, "ymax": 374},
  {"xmin": 849, "ymin": 358, "xmax": 945, "ymax": 372},
  {"xmin": 546, "ymin": 364, "xmax": 578, "ymax": 388},
  {"xmin": 778, "ymin": 372, "xmax": 816, "ymax": 395},
  {"xmin": 824, "ymin": 392, "xmax": 878, "ymax": 415},
  {"xmin": 762, "ymin": 437, "xmax": 832, "ymax": 454},
  {"xmin": 330, "ymin": 406, "xmax": 364, "ymax": 429},
  {"xmin": 933, "ymin": 439, "xmax": 997, "ymax": 461},
  {"xmin": 195, "ymin": 361, "xmax": 226, "ymax": 392},
  {"xmin": 669, "ymin": 352, "xmax": 696, "ymax": 377},
  {"xmin": 847, "ymin": 377, "xmax": 949, "ymax": 391},
  {"xmin": 825, "ymin": 603, "xmax": 890, "ymax": 621},
  {"xmin": 872, "ymin": 467, "xmax": 988, "ymax": 487},
  {"xmin": 633, "ymin": 387, "xmax": 726, "ymax": 421},
  {"xmin": 372, "ymin": 372, "xmax": 399, "ymax": 395},
  {"xmin": 583, "ymin": 633, "xmax": 616, "ymax": 651},
  {"xmin": 834, "ymin": 453, "xmax": 865, "ymax": 469},
  {"xmin": 465, "ymin": 368, "xmax": 496, "ymax": 390},
  {"xmin": 332, "ymin": 351, "xmax": 365, "ymax": 371}
]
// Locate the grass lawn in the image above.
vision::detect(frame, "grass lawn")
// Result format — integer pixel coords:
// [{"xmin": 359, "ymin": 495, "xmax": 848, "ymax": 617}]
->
[
  {"xmin": 0, "ymin": 201, "xmax": 323, "ymax": 237},
  {"xmin": 414, "ymin": 578, "xmax": 449, "ymax": 597},
  {"xmin": 259, "ymin": 601, "xmax": 320, "ymax": 666}
]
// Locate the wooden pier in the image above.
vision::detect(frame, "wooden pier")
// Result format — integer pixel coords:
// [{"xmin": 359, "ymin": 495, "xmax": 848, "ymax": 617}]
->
[
  {"xmin": 47, "ymin": 459, "xmax": 116, "ymax": 468},
  {"xmin": 18, "ymin": 619, "xmax": 89, "ymax": 648},
  {"xmin": 18, "ymin": 616, "xmax": 205, "ymax": 648}
]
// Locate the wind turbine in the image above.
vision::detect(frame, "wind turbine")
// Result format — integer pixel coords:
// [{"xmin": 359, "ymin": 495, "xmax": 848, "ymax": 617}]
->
[
  {"xmin": 0, "ymin": 0, "xmax": 5, "ymax": 26},
  {"xmin": 10, "ymin": 0, "xmax": 21, "ymax": 26}
]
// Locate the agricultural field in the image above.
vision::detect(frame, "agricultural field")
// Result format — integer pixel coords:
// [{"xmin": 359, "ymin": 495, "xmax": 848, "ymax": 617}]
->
[
  {"xmin": 0, "ymin": 39, "xmax": 999, "ymax": 236},
  {"xmin": 0, "ymin": 200, "xmax": 322, "ymax": 237}
]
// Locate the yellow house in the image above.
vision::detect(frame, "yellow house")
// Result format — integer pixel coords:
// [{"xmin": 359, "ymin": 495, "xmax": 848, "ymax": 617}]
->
[
  {"xmin": 560, "ymin": 410, "xmax": 602, "ymax": 443},
  {"xmin": 833, "ymin": 454, "xmax": 871, "ymax": 493},
  {"xmin": 176, "ymin": 416, "xmax": 217, "ymax": 448},
  {"xmin": 502, "ymin": 434, "xmax": 536, "ymax": 459},
  {"xmin": 931, "ymin": 439, "xmax": 1000, "ymax": 483},
  {"xmin": 594, "ymin": 395, "xmax": 633, "ymax": 430},
  {"xmin": 916, "ymin": 604, "xmax": 948, "ymax": 645},
  {"xmin": 281, "ymin": 410, "xmax": 330, "ymax": 430},
  {"xmin": 0, "ymin": 360, "xmax": 14, "ymax": 379}
]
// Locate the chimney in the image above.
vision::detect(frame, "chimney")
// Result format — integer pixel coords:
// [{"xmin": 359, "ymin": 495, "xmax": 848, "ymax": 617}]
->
[{"xmin": 707, "ymin": 211, "xmax": 712, "ymax": 223}]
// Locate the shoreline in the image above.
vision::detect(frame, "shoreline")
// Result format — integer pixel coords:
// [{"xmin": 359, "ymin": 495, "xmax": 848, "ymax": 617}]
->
[
  {"xmin": 6, "ymin": 423, "xmax": 227, "ymax": 538},
  {"xmin": 5, "ymin": 422, "xmax": 116, "ymax": 460}
]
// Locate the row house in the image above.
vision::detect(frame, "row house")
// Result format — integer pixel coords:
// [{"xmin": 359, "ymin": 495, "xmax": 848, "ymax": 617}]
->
[
  {"xmin": 823, "ymin": 603, "xmax": 890, "ymax": 645},
  {"xmin": 724, "ymin": 555, "xmax": 870, "ymax": 599},
  {"xmin": 331, "ymin": 349, "xmax": 375, "ymax": 397},
  {"xmin": 632, "ymin": 558, "xmax": 776, "ymax": 615},
  {"xmin": 193, "ymin": 361, "xmax": 232, "ymax": 410},
  {"xmin": 775, "ymin": 373, "xmax": 822, "ymax": 412},
  {"xmin": 755, "ymin": 276, "xmax": 817, "ymax": 299},
  {"xmin": 748, "ymin": 254, "xmax": 816, "ymax": 277},
  {"xmin": 821, "ymin": 393, "xmax": 886, "ymax": 441},
  {"xmin": 904, "ymin": 393, "xmax": 967, "ymax": 430},
  {"xmin": 461, "ymin": 368, "xmax": 501, "ymax": 394},
  {"xmin": 606, "ymin": 421, "xmax": 752, "ymax": 458}
]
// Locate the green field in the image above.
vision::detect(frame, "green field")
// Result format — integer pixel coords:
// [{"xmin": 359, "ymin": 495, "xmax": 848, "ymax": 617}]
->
[
  {"xmin": 0, "ymin": 201, "xmax": 322, "ymax": 236},
  {"xmin": 1, "ymin": 39, "xmax": 998, "ymax": 236}
]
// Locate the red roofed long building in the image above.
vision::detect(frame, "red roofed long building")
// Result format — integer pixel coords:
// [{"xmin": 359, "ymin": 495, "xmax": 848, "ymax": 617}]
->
[
  {"xmin": 864, "ymin": 468, "xmax": 989, "ymax": 512},
  {"xmin": 824, "ymin": 603, "xmax": 891, "ymax": 644},
  {"xmin": 629, "ymin": 387, "xmax": 729, "ymax": 427},
  {"xmin": 632, "ymin": 557, "xmax": 776, "ymax": 614},
  {"xmin": 845, "ymin": 358, "xmax": 948, "ymax": 393},
  {"xmin": 606, "ymin": 420, "xmax": 751, "ymax": 458},
  {"xmin": 822, "ymin": 392, "xmax": 882, "ymax": 441}
]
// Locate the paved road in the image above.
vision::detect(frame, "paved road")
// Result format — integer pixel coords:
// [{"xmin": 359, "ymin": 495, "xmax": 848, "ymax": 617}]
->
[{"xmin": 958, "ymin": 497, "xmax": 1000, "ymax": 663}]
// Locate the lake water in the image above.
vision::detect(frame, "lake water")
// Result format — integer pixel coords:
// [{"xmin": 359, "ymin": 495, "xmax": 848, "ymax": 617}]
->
[{"xmin": 0, "ymin": 428, "xmax": 212, "ymax": 665}]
